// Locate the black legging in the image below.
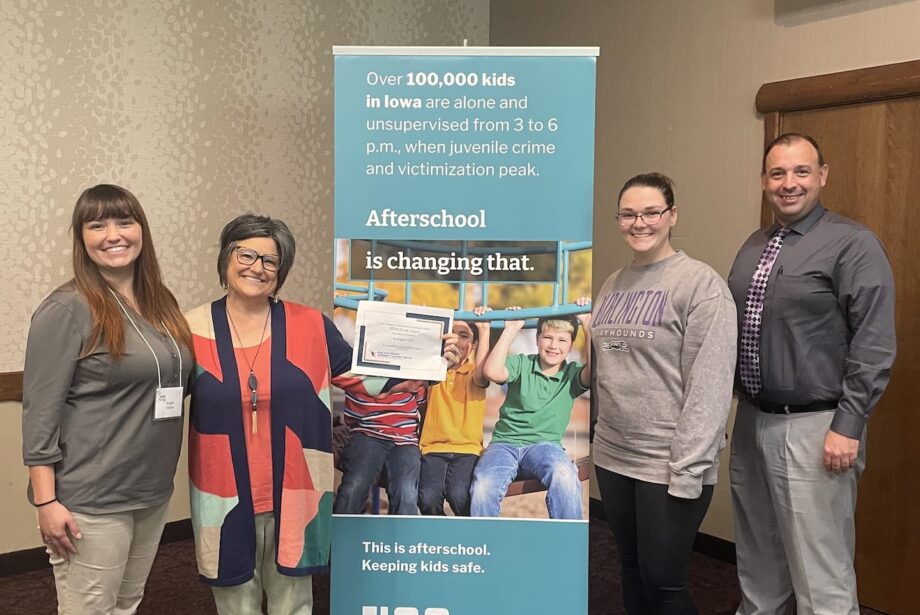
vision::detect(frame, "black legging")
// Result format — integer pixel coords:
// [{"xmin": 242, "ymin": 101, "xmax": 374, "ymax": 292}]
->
[{"xmin": 595, "ymin": 466, "xmax": 714, "ymax": 615}]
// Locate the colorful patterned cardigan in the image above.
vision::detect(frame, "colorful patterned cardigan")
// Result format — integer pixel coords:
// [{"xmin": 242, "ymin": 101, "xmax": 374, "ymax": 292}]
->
[{"xmin": 187, "ymin": 297, "xmax": 379, "ymax": 586}]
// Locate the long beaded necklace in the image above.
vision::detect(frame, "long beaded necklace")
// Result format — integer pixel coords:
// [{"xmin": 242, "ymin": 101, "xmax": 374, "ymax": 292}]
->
[{"xmin": 226, "ymin": 303, "xmax": 271, "ymax": 434}]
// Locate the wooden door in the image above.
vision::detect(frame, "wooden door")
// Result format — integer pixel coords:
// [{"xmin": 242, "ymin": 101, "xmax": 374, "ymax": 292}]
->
[{"xmin": 758, "ymin": 63, "xmax": 920, "ymax": 615}]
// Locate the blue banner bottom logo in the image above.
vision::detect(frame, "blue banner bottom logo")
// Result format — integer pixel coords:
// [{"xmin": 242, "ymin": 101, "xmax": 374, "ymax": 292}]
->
[{"xmin": 362, "ymin": 608, "xmax": 448, "ymax": 615}]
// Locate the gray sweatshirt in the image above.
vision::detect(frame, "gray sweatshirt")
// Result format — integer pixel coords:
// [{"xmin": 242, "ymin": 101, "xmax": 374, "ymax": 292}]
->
[{"xmin": 591, "ymin": 251, "xmax": 737, "ymax": 498}]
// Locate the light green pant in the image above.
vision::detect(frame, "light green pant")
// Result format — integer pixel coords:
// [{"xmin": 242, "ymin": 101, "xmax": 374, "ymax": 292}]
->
[
  {"xmin": 211, "ymin": 512, "xmax": 313, "ymax": 615},
  {"xmin": 50, "ymin": 499, "xmax": 170, "ymax": 615}
]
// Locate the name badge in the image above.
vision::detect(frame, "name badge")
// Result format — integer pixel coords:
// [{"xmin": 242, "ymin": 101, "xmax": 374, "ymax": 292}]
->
[{"xmin": 155, "ymin": 386, "xmax": 184, "ymax": 420}]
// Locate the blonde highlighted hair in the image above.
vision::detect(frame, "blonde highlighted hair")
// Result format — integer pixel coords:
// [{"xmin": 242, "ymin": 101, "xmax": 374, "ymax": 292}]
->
[{"xmin": 536, "ymin": 315, "xmax": 579, "ymax": 341}]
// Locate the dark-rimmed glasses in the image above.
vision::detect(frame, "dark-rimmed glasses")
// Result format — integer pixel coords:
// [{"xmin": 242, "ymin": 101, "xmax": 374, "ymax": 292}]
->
[
  {"xmin": 616, "ymin": 205, "xmax": 674, "ymax": 226},
  {"xmin": 234, "ymin": 246, "xmax": 281, "ymax": 271}
]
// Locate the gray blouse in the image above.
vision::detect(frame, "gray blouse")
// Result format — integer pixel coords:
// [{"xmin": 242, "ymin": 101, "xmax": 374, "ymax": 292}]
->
[{"xmin": 22, "ymin": 283, "xmax": 192, "ymax": 514}]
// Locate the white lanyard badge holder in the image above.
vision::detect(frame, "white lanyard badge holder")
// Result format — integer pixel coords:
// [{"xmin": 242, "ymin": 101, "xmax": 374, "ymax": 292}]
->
[{"xmin": 111, "ymin": 290, "xmax": 184, "ymax": 420}]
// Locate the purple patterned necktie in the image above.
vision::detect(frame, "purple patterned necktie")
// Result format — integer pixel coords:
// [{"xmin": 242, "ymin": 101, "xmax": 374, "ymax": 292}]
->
[{"xmin": 740, "ymin": 227, "xmax": 791, "ymax": 397}]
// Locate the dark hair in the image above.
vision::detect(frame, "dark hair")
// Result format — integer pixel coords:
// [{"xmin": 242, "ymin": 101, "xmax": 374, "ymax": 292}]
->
[
  {"xmin": 71, "ymin": 184, "xmax": 191, "ymax": 357},
  {"xmin": 617, "ymin": 172, "xmax": 675, "ymax": 209},
  {"xmin": 536, "ymin": 314, "xmax": 579, "ymax": 342},
  {"xmin": 217, "ymin": 214, "xmax": 296, "ymax": 294},
  {"xmin": 762, "ymin": 133, "xmax": 825, "ymax": 172},
  {"xmin": 455, "ymin": 320, "xmax": 479, "ymax": 345}
]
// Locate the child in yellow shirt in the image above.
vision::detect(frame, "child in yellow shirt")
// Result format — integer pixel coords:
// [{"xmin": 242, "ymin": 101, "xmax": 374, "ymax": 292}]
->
[{"xmin": 417, "ymin": 314, "xmax": 491, "ymax": 516}]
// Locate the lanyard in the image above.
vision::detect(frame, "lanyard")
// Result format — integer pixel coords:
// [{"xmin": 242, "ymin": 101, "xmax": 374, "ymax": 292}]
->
[{"xmin": 109, "ymin": 289, "xmax": 182, "ymax": 388}]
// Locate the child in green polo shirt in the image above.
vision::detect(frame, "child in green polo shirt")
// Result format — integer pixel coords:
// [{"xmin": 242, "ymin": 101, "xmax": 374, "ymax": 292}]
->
[{"xmin": 470, "ymin": 304, "xmax": 591, "ymax": 519}]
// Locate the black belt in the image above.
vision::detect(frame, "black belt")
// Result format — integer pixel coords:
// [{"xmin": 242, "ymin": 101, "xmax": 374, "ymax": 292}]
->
[{"xmin": 748, "ymin": 398, "xmax": 838, "ymax": 414}]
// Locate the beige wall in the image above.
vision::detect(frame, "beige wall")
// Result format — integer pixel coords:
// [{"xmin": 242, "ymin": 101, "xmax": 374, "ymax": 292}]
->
[
  {"xmin": 0, "ymin": 0, "xmax": 488, "ymax": 555},
  {"xmin": 492, "ymin": 0, "xmax": 920, "ymax": 541},
  {"xmin": 5, "ymin": 0, "xmax": 919, "ymax": 556}
]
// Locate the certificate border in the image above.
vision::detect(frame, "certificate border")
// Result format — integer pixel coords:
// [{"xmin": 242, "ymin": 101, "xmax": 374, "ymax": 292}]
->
[
  {"xmin": 354, "ymin": 308, "xmax": 452, "ymax": 373},
  {"xmin": 355, "ymin": 325, "xmax": 401, "ymax": 371}
]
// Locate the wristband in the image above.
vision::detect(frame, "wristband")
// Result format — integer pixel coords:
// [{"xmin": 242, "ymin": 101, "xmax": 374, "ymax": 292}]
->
[{"xmin": 35, "ymin": 497, "xmax": 58, "ymax": 508}]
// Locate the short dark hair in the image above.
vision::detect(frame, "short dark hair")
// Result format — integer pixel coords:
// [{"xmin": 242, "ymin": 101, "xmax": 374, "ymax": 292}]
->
[
  {"xmin": 454, "ymin": 320, "xmax": 479, "ymax": 344},
  {"xmin": 217, "ymin": 214, "xmax": 296, "ymax": 294},
  {"xmin": 455, "ymin": 320, "xmax": 479, "ymax": 345},
  {"xmin": 762, "ymin": 132, "xmax": 825, "ymax": 172},
  {"xmin": 617, "ymin": 172, "xmax": 675, "ymax": 209},
  {"xmin": 536, "ymin": 314, "xmax": 579, "ymax": 342}
]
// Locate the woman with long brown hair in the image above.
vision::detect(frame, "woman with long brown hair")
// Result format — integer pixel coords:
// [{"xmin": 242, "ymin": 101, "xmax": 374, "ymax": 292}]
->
[{"xmin": 22, "ymin": 184, "xmax": 192, "ymax": 613}]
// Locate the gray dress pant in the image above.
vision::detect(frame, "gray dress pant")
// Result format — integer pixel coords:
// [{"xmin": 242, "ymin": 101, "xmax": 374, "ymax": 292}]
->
[{"xmin": 730, "ymin": 399, "xmax": 865, "ymax": 615}]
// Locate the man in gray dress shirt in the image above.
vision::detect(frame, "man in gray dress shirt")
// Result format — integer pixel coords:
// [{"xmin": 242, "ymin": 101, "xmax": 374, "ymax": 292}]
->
[{"xmin": 727, "ymin": 133, "xmax": 896, "ymax": 615}]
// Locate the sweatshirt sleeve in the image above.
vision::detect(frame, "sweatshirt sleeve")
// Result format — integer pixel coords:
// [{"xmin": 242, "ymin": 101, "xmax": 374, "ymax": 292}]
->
[
  {"xmin": 22, "ymin": 299, "xmax": 82, "ymax": 466},
  {"xmin": 667, "ymin": 292, "xmax": 738, "ymax": 499}
]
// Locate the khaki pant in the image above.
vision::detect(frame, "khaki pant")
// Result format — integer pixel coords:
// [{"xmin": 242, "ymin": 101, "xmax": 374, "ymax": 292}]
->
[
  {"xmin": 211, "ymin": 512, "xmax": 313, "ymax": 615},
  {"xmin": 730, "ymin": 400, "xmax": 865, "ymax": 615},
  {"xmin": 50, "ymin": 500, "xmax": 170, "ymax": 615}
]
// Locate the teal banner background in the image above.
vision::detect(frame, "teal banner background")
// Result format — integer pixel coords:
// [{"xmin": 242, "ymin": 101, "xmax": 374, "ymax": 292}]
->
[
  {"xmin": 331, "ymin": 516, "xmax": 589, "ymax": 615},
  {"xmin": 332, "ymin": 48, "xmax": 596, "ymax": 615},
  {"xmin": 334, "ymin": 54, "xmax": 596, "ymax": 241}
]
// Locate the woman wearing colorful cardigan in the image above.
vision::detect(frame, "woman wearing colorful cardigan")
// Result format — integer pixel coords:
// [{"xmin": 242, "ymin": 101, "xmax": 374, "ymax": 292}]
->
[
  {"xmin": 188, "ymin": 214, "xmax": 459, "ymax": 614},
  {"xmin": 187, "ymin": 214, "xmax": 355, "ymax": 614}
]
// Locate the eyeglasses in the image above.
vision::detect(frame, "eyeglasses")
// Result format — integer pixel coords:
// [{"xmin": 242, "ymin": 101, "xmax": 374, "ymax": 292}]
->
[
  {"xmin": 234, "ymin": 246, "xmax": 281, "ymax": 271},
  {"xmin": 616, "ymin": 205, "xmax": 674, "ymax": 226}
]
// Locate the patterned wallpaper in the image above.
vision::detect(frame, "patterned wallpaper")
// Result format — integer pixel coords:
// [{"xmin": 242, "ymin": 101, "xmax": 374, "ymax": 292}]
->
[{"xmin": 0, "ymin": 0, "xmax": 489, "ymax": 372}]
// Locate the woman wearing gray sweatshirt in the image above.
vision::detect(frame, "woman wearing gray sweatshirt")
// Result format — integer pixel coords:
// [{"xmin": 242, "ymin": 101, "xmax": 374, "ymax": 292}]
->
[{"xmin": 591, "ymin": 173, "xmax": 737, "ymax": 615}]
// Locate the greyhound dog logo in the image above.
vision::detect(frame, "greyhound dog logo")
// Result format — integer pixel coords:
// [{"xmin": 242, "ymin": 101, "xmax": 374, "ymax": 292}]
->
[{"xmin": 603, "ymin": 340, "xmax": 630, "ymax": 353}]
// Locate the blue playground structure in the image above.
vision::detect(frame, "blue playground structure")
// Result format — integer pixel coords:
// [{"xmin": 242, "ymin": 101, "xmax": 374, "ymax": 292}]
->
[
  {"xmin": 334, "ymin": 239, "xmax": 592, "ymax": 325},
  {"xmin": 332, "ymin": 238, "xmax": 593, "ymax": 513}
]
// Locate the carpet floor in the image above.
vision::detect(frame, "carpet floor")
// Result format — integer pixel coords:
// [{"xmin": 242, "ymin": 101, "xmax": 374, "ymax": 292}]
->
[{"xmin": 0, "ymin": 518, "xmax": 885, "ymax": 614}]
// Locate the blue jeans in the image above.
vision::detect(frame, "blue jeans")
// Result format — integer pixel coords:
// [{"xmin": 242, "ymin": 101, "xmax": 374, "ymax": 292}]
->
[
  {"xmin": 333, "ymin": 433, "xmax": 420, "ymax": 515},
  {"xmin": 470, "ymin": 441, "xmax": 582, "ymax": 519},
  {"xmin": 418, "ymin": 452, "xmax": 479, "ymax": 516}
]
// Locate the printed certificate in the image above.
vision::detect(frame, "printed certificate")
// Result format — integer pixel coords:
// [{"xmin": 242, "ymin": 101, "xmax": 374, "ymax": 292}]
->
[{"xmin": 351, "ymin": 301, "xmax": 453, "ymax": 381}]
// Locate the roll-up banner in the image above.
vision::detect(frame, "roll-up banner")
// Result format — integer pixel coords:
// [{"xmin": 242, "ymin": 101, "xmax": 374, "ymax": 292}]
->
[{"xmin": 332, "ymin": 46, "xmax": 598, "ymax": 615}]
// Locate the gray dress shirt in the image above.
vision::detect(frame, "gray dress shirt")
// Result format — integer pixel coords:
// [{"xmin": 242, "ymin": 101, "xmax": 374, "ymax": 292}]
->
[
  {"xmin": 22, "ymin": 283, "xmax": 192, "ymax": 514},
  {"xmin": 727, "ymin": 204, "xmax": 896, "ymax": 439}
]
